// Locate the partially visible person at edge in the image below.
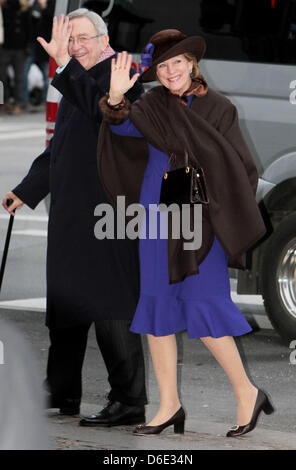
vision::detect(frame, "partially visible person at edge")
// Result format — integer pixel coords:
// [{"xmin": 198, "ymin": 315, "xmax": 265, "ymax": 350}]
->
[
  {"xmin": 96, "ymin": 29, "xmax": 275, "ymax": 437},
  {"xmin": 22, "ymin": 0, "xmax": 55, "ymax": 108},
  {"xmin": 2, "ymin": 9, "xmax": 147, "ymax": 428},
  {"xmin": 0, "ymin": 0, "xmax": 31, "ymax": 115}
]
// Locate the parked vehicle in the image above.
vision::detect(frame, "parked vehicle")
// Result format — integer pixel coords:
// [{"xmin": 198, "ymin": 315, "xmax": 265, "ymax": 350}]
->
[{"xmin": 47, "ymin": 0, "xmax": 296, "ymax": 342}]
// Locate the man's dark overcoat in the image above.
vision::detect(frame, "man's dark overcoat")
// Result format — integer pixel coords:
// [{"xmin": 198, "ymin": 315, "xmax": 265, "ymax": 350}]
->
[{"xmin": 13, "ymin": 57, "xmax": 143, "ymax": 328}]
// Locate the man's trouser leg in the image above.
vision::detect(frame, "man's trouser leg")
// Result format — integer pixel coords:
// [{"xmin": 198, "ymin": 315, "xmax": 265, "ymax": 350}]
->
[
  {"xmin": 94, "ymin": 319, "xmax": 147, "ymax": 406},
  {"xmin": 45, "ymin": 323, "xmax": 91, "ymax": 408}
]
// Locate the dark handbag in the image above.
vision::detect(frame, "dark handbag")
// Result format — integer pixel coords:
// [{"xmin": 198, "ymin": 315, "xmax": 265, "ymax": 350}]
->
[{"xmin": 159, "ymin": 152, "xmax": 209, "ymax": 207}]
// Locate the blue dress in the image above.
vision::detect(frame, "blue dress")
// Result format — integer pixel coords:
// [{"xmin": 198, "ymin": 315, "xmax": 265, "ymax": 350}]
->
[{"xmin": 110, "ymin": 96, "xmax": 252, "ymax": 338}]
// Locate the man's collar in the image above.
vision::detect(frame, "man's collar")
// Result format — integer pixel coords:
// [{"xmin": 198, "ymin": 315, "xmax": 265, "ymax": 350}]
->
[
  {"xmin": 98, "ymin": 45, "xmax": 116, "ymax": 64},
  {"xmin": 87, "ymin": 47, "xmax": 116, "ymax": 74}
]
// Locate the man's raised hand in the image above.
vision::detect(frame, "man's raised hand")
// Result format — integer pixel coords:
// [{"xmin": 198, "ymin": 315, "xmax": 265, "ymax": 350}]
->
[{"xmin": 37, "ymin": 14, "xmax": 72, "ymax": 67}]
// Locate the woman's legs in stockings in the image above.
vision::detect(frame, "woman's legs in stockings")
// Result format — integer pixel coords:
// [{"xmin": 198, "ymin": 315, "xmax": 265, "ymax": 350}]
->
[
  {"xmin": 146, "ymin": 334, "xmax": 181, "ymax": 426},
  {"xmin": 201, "ymin": 336, "xmax": 257, "ymax": 425},
  {"xmin": 147, "ymin": 333, "xmax": 257, "ymax": 426}
]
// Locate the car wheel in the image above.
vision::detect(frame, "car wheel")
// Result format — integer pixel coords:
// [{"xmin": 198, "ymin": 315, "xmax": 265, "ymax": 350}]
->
[{"xmin": 261, "ymin": 213, "xmax": 296, "ymax": 343}]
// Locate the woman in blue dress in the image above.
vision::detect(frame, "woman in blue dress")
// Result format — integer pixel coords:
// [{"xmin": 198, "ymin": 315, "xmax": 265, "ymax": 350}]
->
[{"xmin": 98, "ymin": 29, "xmax": 274, "ymax": 437}]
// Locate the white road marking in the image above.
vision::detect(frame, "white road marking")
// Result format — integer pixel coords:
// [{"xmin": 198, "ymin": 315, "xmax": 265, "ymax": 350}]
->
[
  {"xmin": 12, "ymin": 229, "xmax": 47, "ymax": 237},
  {"xmin": 0, "ymin": 123, "xmax": 45, "ymax": 132},
  {"xmin": 0, "ymin": 298, "xmax": 46, "ymax": 311},
  {"xmin": 0, "ymin": 214, "xmax": 48, "ymax": 222},
  {"xmin": 0, "ymin": 130, "xmax": 45, "ymax": 140}
]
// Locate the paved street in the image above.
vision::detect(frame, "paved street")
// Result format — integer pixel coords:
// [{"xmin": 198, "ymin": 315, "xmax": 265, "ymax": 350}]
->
[{"xmin": 0, "ymin": 111, "xmax": 296, "ymax": 451}]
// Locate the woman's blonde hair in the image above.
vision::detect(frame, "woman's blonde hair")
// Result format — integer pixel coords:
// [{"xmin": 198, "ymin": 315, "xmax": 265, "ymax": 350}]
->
[{"xmin": 183, "ymin": 53, "xmax": 200, "ymax": 78}]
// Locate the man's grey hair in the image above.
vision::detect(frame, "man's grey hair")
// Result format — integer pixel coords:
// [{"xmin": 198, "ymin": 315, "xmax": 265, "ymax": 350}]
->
[{"xmin": 67, "ymin": 8, "xmax": 108, "ymax": 36}]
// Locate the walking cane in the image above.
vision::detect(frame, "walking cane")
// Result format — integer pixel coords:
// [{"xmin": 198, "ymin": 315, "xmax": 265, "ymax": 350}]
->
[{"xmin": 0, "ymin": 199, "xmax": 15, "ymax": 294}]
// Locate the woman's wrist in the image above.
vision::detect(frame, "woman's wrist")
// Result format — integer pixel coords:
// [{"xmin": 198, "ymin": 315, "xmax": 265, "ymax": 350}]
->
[
  {"xmin": 108, "ymin": 92, "xmax": 124, "ymax": 106},
  {"xmin": 99, "ymin": 94, "xmax": 131, "ymax": 125}
]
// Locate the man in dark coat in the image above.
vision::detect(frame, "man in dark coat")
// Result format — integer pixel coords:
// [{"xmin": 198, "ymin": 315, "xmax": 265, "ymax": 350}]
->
[{"xmin": 2, "ymin": 8, "xmax": 147, "ymax": 427}]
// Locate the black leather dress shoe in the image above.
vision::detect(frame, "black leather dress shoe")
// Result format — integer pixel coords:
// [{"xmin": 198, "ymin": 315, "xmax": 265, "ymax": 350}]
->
[
  {"xmin": 59, "ymin": 398, "xmax": 81, "ymax": 415},
  {"xmin": 45, "ymin": 394, "xmax": 80, "ymax": 415},
  {"xmin": 226, "ymin": 389, "xmax": 274, "ymax": 437},
  {"xmin": 79, "ymin": 401, "xmax": 145, "ymax": 427},
  {"xmin": 59, "ymin": 405, "xmax": 80, "ymax": 416}
]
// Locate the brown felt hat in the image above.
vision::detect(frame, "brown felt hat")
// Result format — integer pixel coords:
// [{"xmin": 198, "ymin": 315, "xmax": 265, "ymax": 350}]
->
[{"xmin": 140, "ymin": 29, "xmax": 206, "ymax": 83}]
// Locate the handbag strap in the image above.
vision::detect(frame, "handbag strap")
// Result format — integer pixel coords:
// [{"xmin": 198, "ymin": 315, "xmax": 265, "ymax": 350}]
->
[
  {"xmin": 163, "ymin": 151, "xmax": 190, "ymax": 179},
  {"xmin": 163, "ymin": 153, "xmax": 175, "ymax": 179}
]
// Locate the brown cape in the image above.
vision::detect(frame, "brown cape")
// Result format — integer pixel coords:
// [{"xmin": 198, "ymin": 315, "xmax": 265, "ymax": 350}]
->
[{"xmin": 97, "ymin": 86, "xmax": 266, "ymax": 284}]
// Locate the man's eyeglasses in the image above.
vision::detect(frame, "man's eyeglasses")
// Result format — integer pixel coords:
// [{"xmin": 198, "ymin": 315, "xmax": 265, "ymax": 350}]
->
[{"xmin": 68, "ymin": 34, "xmax": 103, "ymax": 46}]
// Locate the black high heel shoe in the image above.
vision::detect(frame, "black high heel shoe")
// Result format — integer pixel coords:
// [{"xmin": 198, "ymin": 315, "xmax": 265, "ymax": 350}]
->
[
  {"xmin": 133, "ymin": 407, "xmax": 185, "ymax": 435},
  {"xmin": 226, "ymin": 389, "xmax": 274, "ymax": 437}
]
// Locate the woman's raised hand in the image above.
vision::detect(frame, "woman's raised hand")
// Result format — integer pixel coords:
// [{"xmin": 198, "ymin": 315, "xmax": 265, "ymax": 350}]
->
[
  {"xmin": 37, "ymin": 14, "xmax": 72, "ymax": 67},
  {"xmin": 109, "ymin": 52, "xmax": 140, "ymax": 104}
]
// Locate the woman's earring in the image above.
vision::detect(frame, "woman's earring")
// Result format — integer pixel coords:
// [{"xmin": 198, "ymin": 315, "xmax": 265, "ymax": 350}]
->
[{"xmin": 190, "ymin": 68, "xmax": 193, "ymax": 76}]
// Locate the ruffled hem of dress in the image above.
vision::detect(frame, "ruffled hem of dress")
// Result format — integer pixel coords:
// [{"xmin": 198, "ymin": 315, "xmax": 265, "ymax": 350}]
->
[{"xmin": 130, "ymin": 294, "xmax": 252, "ymax": 338}]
